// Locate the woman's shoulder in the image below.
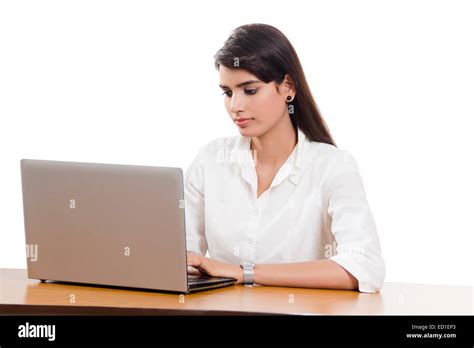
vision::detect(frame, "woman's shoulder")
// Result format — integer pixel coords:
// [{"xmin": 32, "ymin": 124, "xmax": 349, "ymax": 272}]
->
[{"xmin": 306, "ymin": 141, "xmax": 360, "ymax": 174}]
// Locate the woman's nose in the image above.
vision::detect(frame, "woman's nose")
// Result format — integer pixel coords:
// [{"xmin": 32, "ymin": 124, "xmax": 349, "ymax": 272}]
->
[{"xmin": 229, "ymin": 94, "xmax": 245, "ymax": 115}]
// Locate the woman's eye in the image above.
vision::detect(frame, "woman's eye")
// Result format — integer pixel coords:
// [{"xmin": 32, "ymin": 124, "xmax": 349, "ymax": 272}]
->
[{"xmin": 221, "ymin": 89, "xmax": 257, "ymax": 97}]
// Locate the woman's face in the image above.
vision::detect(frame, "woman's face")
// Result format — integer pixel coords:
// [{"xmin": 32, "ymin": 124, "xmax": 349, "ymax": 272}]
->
[{"xmin": 219, "ymin": 66, "xmax": 291, "ymax": 137}]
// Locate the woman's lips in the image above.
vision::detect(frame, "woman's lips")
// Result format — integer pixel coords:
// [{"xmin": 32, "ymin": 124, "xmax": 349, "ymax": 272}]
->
[{"xmin": 235, "ymin": 118, "xmax": 254, "ymax": 127}]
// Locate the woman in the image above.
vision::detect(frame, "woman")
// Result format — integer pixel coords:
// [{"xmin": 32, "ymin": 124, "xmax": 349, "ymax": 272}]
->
[{"xmin": 185, "ymin": 23, "xmax": 385, "ymax": 293}]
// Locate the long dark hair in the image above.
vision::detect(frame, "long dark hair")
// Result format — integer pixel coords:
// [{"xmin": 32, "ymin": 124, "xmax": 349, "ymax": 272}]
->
[{"xmin": 214, "ymin": 23, "xmax": 336, "ymax": 147}]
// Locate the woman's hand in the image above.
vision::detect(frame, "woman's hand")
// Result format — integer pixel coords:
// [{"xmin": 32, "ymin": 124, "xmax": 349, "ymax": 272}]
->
[{"xmin": 186, "ymin": 251, "xmax": 242, "ymax": 284}]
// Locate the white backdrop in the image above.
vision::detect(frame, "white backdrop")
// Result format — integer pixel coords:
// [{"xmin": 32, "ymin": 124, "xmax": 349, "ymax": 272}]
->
[{"xmin": 1, "ymin": 0, "xmax": 473, "ymax": 287}]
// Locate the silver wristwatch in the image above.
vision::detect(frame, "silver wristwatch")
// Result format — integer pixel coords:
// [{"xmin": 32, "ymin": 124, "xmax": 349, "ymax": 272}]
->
[{"xmin": 239, "ymin": 261, "xmax": 255, "ymax": 286}]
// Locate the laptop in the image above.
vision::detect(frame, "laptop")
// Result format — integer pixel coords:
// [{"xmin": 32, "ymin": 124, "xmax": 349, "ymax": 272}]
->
[{"xmin": 20, "ymin": 159, "xmax": 237, "ymax": 293}]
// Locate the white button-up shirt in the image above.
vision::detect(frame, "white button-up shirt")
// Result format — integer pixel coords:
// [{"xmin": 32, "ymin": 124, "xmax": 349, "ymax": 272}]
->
[{"xmin": 184, "ymin": 126, "xmax": 385, "ymax": 293}]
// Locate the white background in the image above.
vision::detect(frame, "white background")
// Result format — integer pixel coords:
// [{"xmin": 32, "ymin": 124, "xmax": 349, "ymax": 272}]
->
[{"xmin": 1, "ymin": 0, "xmax": 473, "ymax": 287}]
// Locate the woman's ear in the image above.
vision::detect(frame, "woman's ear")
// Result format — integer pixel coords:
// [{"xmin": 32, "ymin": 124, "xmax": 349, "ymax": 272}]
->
[{"xmin": 282, "ymin": 73, "xmax": 296, "ymax": 98}]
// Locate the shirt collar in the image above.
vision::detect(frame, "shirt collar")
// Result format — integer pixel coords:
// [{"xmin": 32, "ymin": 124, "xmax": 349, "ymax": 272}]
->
[{"xmin": 231, "ymin": 126, "xmax": 318, "ymax": 186}]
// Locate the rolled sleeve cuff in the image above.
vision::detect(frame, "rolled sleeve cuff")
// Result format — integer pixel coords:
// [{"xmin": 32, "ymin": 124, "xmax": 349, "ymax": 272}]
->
[{"xmin": 329, "ymin": 253, "xmax": 386, "ymax": 293}]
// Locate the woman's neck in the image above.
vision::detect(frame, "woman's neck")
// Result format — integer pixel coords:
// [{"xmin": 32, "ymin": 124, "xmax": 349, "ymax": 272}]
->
[{"xmin": 250, "ymin": 116, "xmax": 297, "ymax": 167}]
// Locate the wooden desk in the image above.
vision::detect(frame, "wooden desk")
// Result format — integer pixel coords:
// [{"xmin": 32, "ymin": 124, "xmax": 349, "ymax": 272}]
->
[{"xmin": 0, "ymin": 269, "xmax": 472, "ymax": 315}]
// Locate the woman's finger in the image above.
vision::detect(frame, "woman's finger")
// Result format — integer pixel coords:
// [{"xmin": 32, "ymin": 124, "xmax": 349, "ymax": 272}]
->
[
  {"xmin": 187, "ymin": 265, "xmax": 201, "ymax": 275},
  {"xmin": 187, "ymin": 254, "xmax": 201, "ymax": 266}
]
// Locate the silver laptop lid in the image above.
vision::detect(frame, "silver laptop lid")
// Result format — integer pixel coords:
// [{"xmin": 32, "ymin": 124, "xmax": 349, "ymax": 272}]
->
[{"xmin": 20, "ymin": 159, "xmax": 189, "ymax": 292}]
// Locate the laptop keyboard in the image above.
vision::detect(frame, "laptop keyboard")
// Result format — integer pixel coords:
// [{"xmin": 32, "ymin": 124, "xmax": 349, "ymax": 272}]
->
[{"xmin": 187, "ymin": 275, "xmax": 218, "ymax": 284}]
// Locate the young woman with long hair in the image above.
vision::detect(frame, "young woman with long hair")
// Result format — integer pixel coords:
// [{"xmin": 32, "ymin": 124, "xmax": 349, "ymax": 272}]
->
[{"xmin": 185, "ymin": 23, "xmax": 385, "ymax": 293}]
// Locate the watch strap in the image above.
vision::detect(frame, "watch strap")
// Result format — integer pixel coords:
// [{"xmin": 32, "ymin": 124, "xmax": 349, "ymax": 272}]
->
[{"xmin": 240, "ymin": 262, "xmax": 255, "ymax": 285}]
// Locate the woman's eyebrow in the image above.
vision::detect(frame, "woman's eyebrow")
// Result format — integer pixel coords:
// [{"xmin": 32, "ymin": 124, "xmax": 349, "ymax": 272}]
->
[{"xmin": 219, "ymin": 80, "xmax": 260, "ymax": 89}]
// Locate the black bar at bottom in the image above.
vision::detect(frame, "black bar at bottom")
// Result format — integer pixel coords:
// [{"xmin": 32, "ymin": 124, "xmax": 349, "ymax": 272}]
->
[{"xmin": 0, "ymin": 315, "xmax": 472, "ymax": 346}]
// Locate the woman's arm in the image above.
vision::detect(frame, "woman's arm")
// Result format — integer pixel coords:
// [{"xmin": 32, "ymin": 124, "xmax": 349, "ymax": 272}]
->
[
  {"xmin": 254, "ymin": 259, "xmax": 358, "ymax": 290},
  {"xmin": 187, "ymin": 252, "xmax": 358, "ymax": 291}
]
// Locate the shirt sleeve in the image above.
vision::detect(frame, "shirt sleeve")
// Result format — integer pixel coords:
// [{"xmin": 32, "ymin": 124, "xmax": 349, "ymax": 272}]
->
[
  {"xmin": 183, "ymin": 147, "xmax": 208, "ymax": 256},
  {"xmin": 325, "ymin": 150, "xmax": 386, "ymax": 293}
]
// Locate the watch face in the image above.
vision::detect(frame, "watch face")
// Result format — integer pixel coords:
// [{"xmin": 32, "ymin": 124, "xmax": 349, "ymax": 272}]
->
[{"xmin": 241, "ymin": 262, "xmax": 254, "ymax": 268}]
